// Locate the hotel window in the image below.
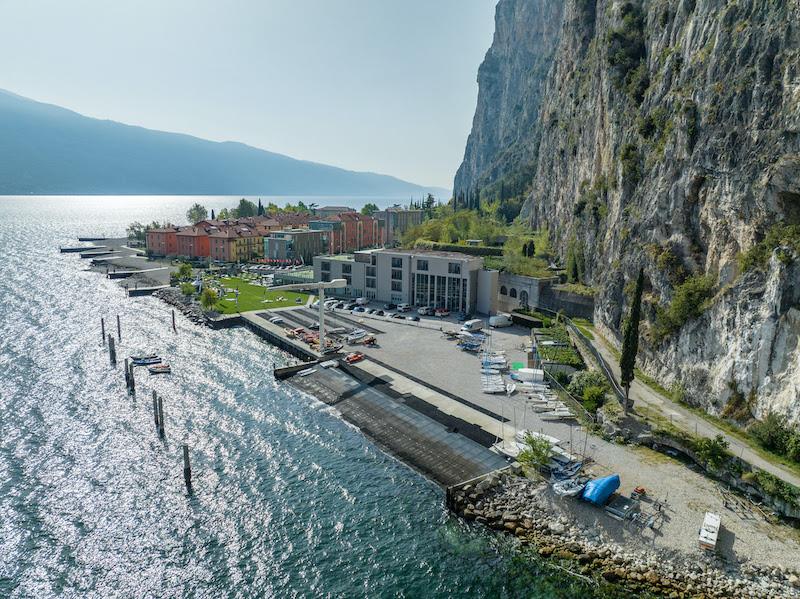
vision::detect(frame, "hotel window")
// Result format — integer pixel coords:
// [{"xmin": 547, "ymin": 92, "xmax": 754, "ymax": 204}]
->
[
  {"xmin": 500, "ymin": 286, "xmax": 508, "ymax": 296},
  {"xmin": 509, "ymin": 288, "xmax": 517, "ymax": 298},
  {"xmin": 344, "ymin": 275, "xmax": 352, "ymax": 285},
  {"xmin": 321, "ymin": 272, "xmax": 330, "ymax": 282},
  {"xmin": 448, "ymin": 262, "xmax": 461, "ymax": 275},
  {"xmin": 415, "ymin": 273, "xmax": 429, "ymax": 307},
  {"xmin": 391, "ymin": 257, "xmax": 403, "ymax": 268},
  {"xmin": 366, "ymin": 277, "xmax": 376, "ymax": 288},
  {"xmin": 391, "ymin": 280, "xmax": 402, "ymax": 292},
  {"xmin": 371, "ymin": 254, "xmax": 377, "ymax": 266},
  {"xmin": 321, "ymin": 261, "xmax": 331, "ymax": 271},
  {"xmin": 417, "ymin": 259, "xmax": 428, "ymax": 271},
  {"xmin": 341, "ymin": 263, "xmax": 352, "ymax": 274},
  {"xmin": 366, "ymin": 266, "xmax": 376, "ymax": 277},
  {"xmin": 391, "ymin": 269, "xmax": 402, "ymax": 280}
]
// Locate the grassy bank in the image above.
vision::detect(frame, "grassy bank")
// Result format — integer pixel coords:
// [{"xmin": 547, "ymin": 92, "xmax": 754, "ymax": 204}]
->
[{"xmin": 213, "ymin": 276, "xmax": 308, "ymax": 314}]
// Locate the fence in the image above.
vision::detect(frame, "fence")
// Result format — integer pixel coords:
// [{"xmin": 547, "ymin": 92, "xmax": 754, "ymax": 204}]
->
[{"xmin": 531, "ymin": 305, "xmax": 627, "ymax": 406}]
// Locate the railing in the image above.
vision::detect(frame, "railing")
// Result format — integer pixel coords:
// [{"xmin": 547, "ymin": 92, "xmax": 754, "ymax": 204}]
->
[{"xmin": 531, "ymin": 305, "xmax": 627, "ymax": 406}]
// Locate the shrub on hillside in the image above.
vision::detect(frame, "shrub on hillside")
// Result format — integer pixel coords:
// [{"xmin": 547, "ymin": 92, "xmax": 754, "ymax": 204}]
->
[
  {"xmin": 654, "ymin": 274, "xmax": 715, "ymax": 340},
  {"xmin": 567, "ymin": 370, "xmax": 609, "ymax": 398}
]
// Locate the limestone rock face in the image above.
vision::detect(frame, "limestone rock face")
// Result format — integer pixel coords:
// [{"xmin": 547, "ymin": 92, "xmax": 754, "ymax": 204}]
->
[{"xmin": 456, "ymin": 0, "xmax": 800, "ymax": 421}]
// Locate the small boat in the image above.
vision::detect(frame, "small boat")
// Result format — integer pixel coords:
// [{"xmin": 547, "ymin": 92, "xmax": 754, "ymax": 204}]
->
[
  {"xmin": 346, "ymin": 329, "xmax": 367, "ymax": 343},
  {"xmin": 506, "ymin": 383, "xmax": 516, "ymax": 396},
  {"xmin": 132, "ymin": 354, "xmax": 161, "ymax": 366},
  {"xmin": 540, "ymin": 409, "xmax": 576, "ymax": 421},
  {"xmin": 148, "ymin": 363, "xmax": 171, "ymax": 375},
  {"xmin": 553, "ymin": 479, "xmax": 585, "ymax": 498},
  {"xmin": 298, "ymin": 368, "xmax": 316, "ymax": 377}
]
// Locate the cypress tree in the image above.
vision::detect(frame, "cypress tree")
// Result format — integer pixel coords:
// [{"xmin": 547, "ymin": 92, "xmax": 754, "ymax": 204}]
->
[
  {"xmin": 566, "ymin": 243, "xmax": 578, "ymax": 283},
  {"xmin": 211, "ymin": 209, "xmax": 215, "ymax": 220},
  {"xmin": 620, "ymin": 268, "xmax": 645, "ymax": 411}
]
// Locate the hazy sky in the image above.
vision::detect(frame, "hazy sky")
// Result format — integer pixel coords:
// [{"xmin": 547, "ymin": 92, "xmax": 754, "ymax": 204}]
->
[{"xmin": 0, "ymin": 0, "xmax": 498, "ymax": 189}]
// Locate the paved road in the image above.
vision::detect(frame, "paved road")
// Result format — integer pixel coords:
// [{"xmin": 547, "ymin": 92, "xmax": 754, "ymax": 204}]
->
[{"xmin": 588, "ymin": 332, "xmax": 800, "ymax": 489}]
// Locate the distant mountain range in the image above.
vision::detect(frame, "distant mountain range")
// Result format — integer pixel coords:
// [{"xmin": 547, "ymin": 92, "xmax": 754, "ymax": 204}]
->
[{"xmin": 0, "ymin": 89, "xmax": 447, "ymax": 197}]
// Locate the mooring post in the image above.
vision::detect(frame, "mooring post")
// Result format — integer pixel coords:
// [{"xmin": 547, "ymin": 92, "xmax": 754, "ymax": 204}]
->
[
  {"xmin": 101, "ymin": 317, "xmax": 106, "ymax": 345},
  {"xmin": 183, "ymin": 444, "xmax": 192, "ymax": 488},
  {"xmin": 124, "ymin": 358, "xmax": 130, "ymax": 389},
  {"xmin": 157, "ymin": 395, "xmax": 165, "ymax": 436},
  {"xmin": 172, "ymin": 309, "xmax": 177, "ymax": 333},
  {"xmin": 108, "ymin": 334, "xmax": 116, "ymax": 366},
  {"xmin": 128, "ymin": 360, "xmax": 136, "ymax": 395},
  {"xmin": 116, "ymin": 315, "xmax": 122, "ymax": 342},
  {"xmin": 152, "ymin": 391, "xmax": 159, "ymax": 427}
]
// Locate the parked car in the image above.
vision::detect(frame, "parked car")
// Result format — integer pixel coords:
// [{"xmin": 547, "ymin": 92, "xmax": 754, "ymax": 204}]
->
[
  {"xmin": 435, "ymin": 308, "xmax": 450, "ymax": 317},
  {"xmin": 391, "ymin": 313, "xmax": 405, "ymax": 319},
  {"xmin": 417, "ymin": 306, "xmax": 433, "ymax": 316},
  {"xmin": 375, "ymin": 310, "xmax": 385, "ymax": 316},
  {"xmin": 365, "ymin": 308, "xmax": 376, "ymax": 314},
  {"xmin": 457, "ymin": 312, "xmax": 473, "ymax": 322},
  {"xmin": 355, "ymin": 297, "xmax": 369, "ymax": 306},
  {"xmin": 384, "ymin": 303, "xmax": 397, "ymax": 310},
  {"xmin": 309, "ymin": 323, "xmax": 320, "ymax": 330},
  {"xmin": 407, "ymin": 315, "xmax": 420, "ymax": 322},
  {"xmin": 345, "ymin": 303, "xmax": 357, "ymax": 310},
  {"xmin": 384, "ymin": 312, "xmax": 395, "ymax": 319},
  {"xmin": 352, "ymin": 307, "xmax": 365, "ymax": 313},
  {"xmin": 461, "ymin": 318, "xmax": 484, "ymax": 332},
  {"xmin": 397, "ymin": 303, "xmax": 412, "ymax": 312},
  {"xmin": 335, "ymin": 302, "xmax": 345, "ymax": 309}
]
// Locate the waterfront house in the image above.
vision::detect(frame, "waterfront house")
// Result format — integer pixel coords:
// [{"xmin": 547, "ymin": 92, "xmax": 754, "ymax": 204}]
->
[
  {"xmin": 176, "ymin": 226, "xmax": 211, "ymax": 258},
  {"xmin": 264, "ymin": 228, "xmax": 327, "ymax": 263},
  {"xmin": 310, "ymin": 212, "xmax": 383, "ymax": 254},
  {"xmin": 146, "ymin": 226, "xmax": 180, "ymax": 256}
]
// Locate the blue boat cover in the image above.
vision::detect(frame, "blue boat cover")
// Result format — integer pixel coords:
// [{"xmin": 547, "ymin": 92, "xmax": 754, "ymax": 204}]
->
[{"xmin": 581, "ymin": 474, "xmax": 620, "ymax": 505}]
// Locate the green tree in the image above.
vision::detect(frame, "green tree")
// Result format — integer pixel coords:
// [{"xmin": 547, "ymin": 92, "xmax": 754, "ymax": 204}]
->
[
  {"xmin": 749, "ymin": 412, "xmax": 790, "ymax": 454},
  {"xmin": 582, "ymin": 385, "xmax": 606, "ymax": 413},
  {"xmin": 694, "ymin": 435, "xmax": 730, "ymax": 471},
  {"xmin": 180, "ymin": 282, "xmax": 195, "ymax": 296},
  {"xmin": 176, "ymin": 262, "xmax": 193, "ymax": 281},
  {"xmin": 200, "ymin": 288, "xmax": 219, "ymax": 311},
  {"xmin": 620, "ymin": 268, "xmax": 644, "ymax": 410},
  {"xmin": 257, "ymin": 199, "xmax": 264, "ymax": 216},
  {"xmin": 217, "ymin": 207, "xmax": 230, "ymax": 220},
  {"xmin": 233, "ymin": 198, "xmax": 257, "ymax": 218},
  {"xmin": 517, "ymin": 433, "xmax": 554, "ymax": 471},
  {"xmin": 210, "ymin": 209, "xmax": 216, "ymax": 220},
  {"xmin": 361, "ymin": 202, "xmax": 379, "ymax": 216},
  {"xmin": 127, "ymin": 221, "xmax": 146, "ymax": 241},
  {"xmin": 566, "ymin": 243, "xmax": 578, "ymax": 283},
  {"xmin": 186, "ymin": 203, "xmax": 208, "ymax": 224}
]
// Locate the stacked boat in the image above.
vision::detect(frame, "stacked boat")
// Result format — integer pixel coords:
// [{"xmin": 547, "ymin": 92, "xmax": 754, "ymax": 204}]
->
[
  {"xmin": 523, "ymin": 390, "xmax": 576, "ymax": 420},
  {"xmin": 481, "ymin": 351, "xmax": 509, "ymax": 394}
]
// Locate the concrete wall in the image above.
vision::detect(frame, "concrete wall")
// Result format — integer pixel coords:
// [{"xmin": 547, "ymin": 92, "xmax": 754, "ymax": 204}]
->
[
  {"xmin": 498, "ymin": 272, "xmax": 594, "ymax": 320},
  {"xmin": 476, "ymin": 269, "xmax": 498, "ymax": 315}
]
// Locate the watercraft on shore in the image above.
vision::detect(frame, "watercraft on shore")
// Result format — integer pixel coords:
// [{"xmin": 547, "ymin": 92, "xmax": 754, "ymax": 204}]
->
[
  {"xmin": 540, "ymin": 409, "xmax": 576, "ymax": 421},
  {"xmin": 148, "ymin": 363, "xmax": 171, "ymax": 375},
  {"xmin": 552, "ymin": 478, "xmax": 586, "ymax": 497}
]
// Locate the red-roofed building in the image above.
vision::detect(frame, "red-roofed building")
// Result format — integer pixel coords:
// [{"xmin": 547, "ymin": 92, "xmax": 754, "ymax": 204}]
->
[
  {"xmin": 176, "ymin": 226, "xmax": 211, "ymax": 258},
  {"xmin": 146, "ymin": 226, "xmax": 180, "ymax": 256},
  {"xmin": 310, "ymin": 212, "xmax": 382, "ymax": 254}
]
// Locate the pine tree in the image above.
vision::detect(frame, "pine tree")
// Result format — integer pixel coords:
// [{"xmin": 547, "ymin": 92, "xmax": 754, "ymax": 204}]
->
[
  {"xmin": 257, "ymin": 199, "xmax": 264, "ymax": 216},
  {"xmin": 211, "ymin": 209, "xmax": 215, "ymax": 220},
  {"xmin": 620, "ymin": 268, "xmax": 645, "ymax": 412},
  {"xmin": 566, "ymin": 243, "xmax": 578, "ymax": 283}
]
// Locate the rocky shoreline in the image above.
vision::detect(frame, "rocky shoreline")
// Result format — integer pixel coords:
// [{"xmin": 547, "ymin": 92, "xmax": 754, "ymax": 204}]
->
[
  {"xmin": 153, "ymin": 287, "xmax": 212, "ymax": 327},
  {"xmin": 451, "ymin": 471, "xmax": 800, "ymax": 598}
]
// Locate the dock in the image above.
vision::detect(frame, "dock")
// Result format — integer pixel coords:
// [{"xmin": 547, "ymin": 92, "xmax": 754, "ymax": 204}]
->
[
  {"xmin": 77, "ymin": 236, "xmax": 107, "ymax": 242},
  {"xmin": 287, "ymin": 364, "xmax": 508, "ymax": 487},
  {"xmin": 108, "ymin": 267, "xmax": 168, "ymax": 279},
  {"xmin": 80, "ymin": 249, "xmax": 120, "ymax": 259},
  {"xmin": 241, "ymin": 311, "xmax": 321, "ymax": 361},
  {"xmin": 127, "ymin": 285, "xmax": 170, "ymax": 297},
  {"xmin": 60, "ymin": 245, "xmax": 107, "ymax": 253}
]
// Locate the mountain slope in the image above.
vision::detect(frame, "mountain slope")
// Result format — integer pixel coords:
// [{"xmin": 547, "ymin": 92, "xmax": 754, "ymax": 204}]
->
[
  {"xmin": 457, "ymin": 0, "xmax": 800, "ymax": 422},
  {"xmin": 0, "ymin": 89, "xmax": 445, "ymax": 196}
]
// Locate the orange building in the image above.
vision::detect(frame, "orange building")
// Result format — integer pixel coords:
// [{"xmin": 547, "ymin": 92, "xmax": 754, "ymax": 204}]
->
[
  {"xmin": 176, "ymin": 226, "xmax": 211, "ymax": 258},
  {"xmin": 146, "ymin": 227, "xmax": 180, "ymax": 256}
]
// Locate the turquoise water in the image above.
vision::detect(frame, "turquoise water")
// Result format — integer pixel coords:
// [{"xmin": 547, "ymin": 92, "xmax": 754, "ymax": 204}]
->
[{"xmin": 0, "ymin": 197, "xmax": 617, "ymax": 597}]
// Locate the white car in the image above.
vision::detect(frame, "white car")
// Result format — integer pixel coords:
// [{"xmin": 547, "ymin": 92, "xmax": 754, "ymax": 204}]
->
[
  {"xmin": 417, "ymin": 306, "xmax": 433, "ymax": 316},
  {"xmin": 397, "ymin": 303, "xmax": 411, "ymax": 312}
]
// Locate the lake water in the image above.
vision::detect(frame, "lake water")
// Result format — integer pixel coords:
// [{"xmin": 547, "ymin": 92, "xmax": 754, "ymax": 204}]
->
[{"xmin": 0, "ymin": 197, "xmax": 621, "ymax": 598}]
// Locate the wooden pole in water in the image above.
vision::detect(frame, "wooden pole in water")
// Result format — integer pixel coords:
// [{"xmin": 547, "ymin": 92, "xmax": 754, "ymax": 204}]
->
[
  {"xmin": 183, "ymin": 444, "xmax": 192, "ymax": 488},
  {"xmin": 108, "ymin": 334, "xmax": 116, "ymax": 366},
  {"xmin": 172, "ymin": 309, "xmax": 177, "ymax": 333},
  {"xmin": 157, "ymin": 396, "xmax": 165, "ymax": 436},
  {"xmin": 128, "ymin": 361, "xmax": 135, "ymax": 394},
  {"xmin": 124, "ymin": 358, "xmax": 130, "ymax": 389},
  {"xmin": 101, "ymin": 317, "xmax": 106, "ymax": 344},
  {"xmin": 152, "ymin": 391, "xmax": 159, "ymax": 427},
  {"xmin": 116, "ymin": 315, "xmax": 122, "ymax": 342}
]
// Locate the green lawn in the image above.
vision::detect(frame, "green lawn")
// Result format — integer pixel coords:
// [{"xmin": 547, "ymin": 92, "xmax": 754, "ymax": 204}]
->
[{"xmin": 211, "ymin": 276, "xmax": 309, "ymax": 314}]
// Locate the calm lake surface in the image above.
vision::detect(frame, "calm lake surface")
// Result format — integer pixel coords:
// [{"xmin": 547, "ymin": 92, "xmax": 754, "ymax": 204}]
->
[{"xmin": 0, "ymin": 197, "xmax": 619, "ymax": 598}]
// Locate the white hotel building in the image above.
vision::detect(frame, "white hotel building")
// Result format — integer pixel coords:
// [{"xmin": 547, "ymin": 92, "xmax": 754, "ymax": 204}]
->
[{"xmin": 312, "ymin": 249, "xmax": 498, "ymax": 315}]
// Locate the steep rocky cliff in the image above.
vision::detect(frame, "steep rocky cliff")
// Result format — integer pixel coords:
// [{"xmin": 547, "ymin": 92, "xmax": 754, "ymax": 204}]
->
[{"xmin": 457, "ymin": 0, "xmax": 800, "ymax": 422}]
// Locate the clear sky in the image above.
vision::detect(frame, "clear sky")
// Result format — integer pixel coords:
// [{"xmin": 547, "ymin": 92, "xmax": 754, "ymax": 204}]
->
[{"xmin": 0, "ymin": 0, "xmax": 498, "ymax": 189}]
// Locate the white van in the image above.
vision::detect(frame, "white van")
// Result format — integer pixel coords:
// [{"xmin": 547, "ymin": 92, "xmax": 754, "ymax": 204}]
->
[
  {"xmin": 397, "ymin": 303, "xmax": 411, "ymax": 312},
  {"xmin": 489, "ymin": 313, "xmax": 513, "ymax": 328},
  {"xmin": 355, "ymin": 297, "xmax": 369, "ymax": 306},
  {"xmin": 461, "ymin": 319, "xmax": 484, "ymax": 332}
]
